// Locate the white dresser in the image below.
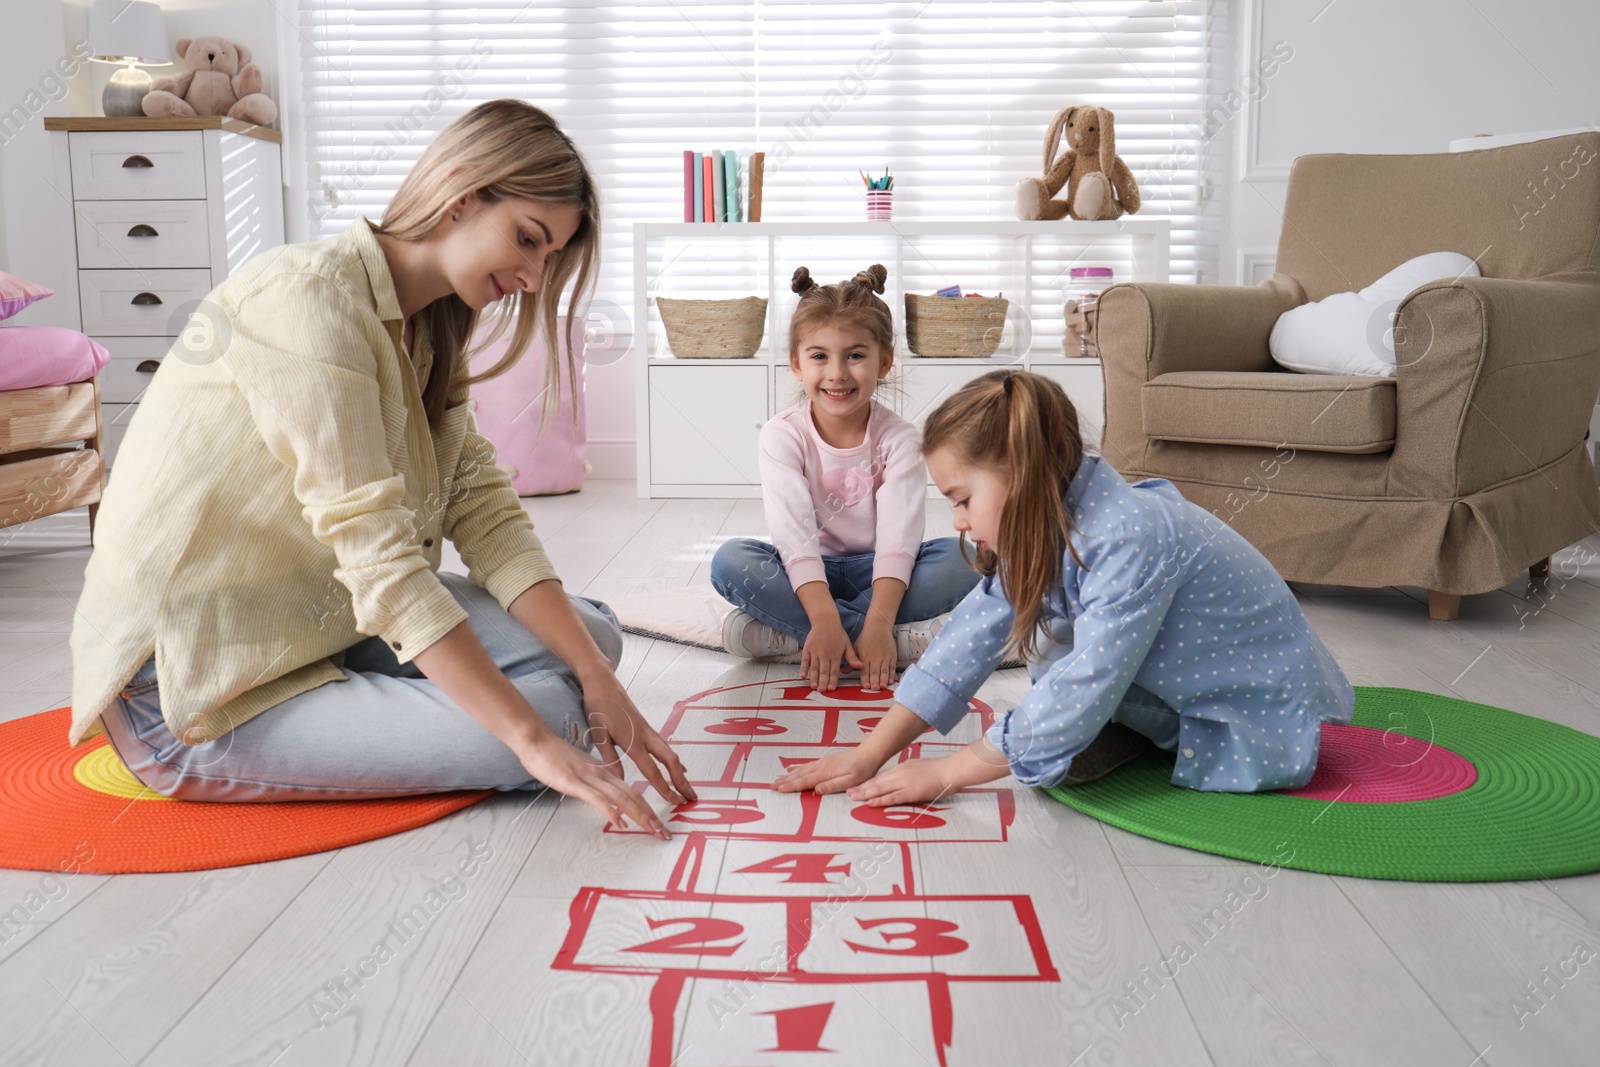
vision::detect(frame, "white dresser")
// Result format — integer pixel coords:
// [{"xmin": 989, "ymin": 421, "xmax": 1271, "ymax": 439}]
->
[{"xmin": 45, "ymin": 117, "xmax": 285, "ymax": 469}]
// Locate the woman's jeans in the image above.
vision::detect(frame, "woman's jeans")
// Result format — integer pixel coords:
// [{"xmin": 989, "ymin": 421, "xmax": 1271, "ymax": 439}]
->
[
  {"xmin": 99, "ymin": 571, "xmax": 623, "ymax": 802},
  {"xmin": 710, "ymin": 536, "xmax": 981, "ymax": 643}
]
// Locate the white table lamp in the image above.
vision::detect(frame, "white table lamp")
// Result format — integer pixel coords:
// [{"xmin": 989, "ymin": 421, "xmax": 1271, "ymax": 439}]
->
[{"xmin": 88, "ymin": 0, "xmax": 171, "ymax": 117}]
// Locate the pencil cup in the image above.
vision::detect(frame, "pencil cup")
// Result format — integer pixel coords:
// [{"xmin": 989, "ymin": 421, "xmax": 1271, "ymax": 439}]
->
[{"xmin": 866, "ymin": 190, "xmax": 893, "ymax": 221}]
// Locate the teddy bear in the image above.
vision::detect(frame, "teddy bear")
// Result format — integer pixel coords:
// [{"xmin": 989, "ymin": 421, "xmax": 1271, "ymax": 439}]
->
[
  {"xmin": 141, "ymin": 35, "xmax": 278, "ymax": 126},
  {"xmin": 1015, "ymin": 105, "xmax": 1140, "ymax": 221}
]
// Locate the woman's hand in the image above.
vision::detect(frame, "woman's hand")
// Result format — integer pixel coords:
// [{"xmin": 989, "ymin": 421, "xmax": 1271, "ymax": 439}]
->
[
  {"xmin": 515, "ymin": 731, "xmax": 674, "ymax": 839},
  {"xmin": 800, "ymin": 622, "xmax": 861, "ymax": 692},
  {"xmin": 579, "ymin": 672, "xmax": 698, "ymax": 808},
  {"xmin": 846, "ymin": 757, "xmax": 956, "ymax": 807},
  {"xmin": 854, "ymin": 618, "xmax": 897, "ymax": 692},
  {"xmin": 773, "ymin": 747, "xmax": 884, "ymax": 794}
]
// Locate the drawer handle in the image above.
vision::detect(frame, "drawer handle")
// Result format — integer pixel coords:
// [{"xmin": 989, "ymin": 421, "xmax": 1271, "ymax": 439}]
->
[
  {"xmin": 122, "ymin": 154, "xmax": 155, "ymax": 168},
  {"xmin": 131, "ymin": 292, "xmax": 162, "ymax": 306},
  {"xmin": 127, "ymin": 224, "xmax": 159, "ymax": 237},
  {"xmin": 136, "ymin": 360, "xmax": 161, "ymax": 373}
]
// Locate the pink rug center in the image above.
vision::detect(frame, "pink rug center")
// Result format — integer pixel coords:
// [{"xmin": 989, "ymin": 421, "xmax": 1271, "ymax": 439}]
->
[{"xmin": 1281, "ymin": 724, "xmax": 1477, "ymax": 803}]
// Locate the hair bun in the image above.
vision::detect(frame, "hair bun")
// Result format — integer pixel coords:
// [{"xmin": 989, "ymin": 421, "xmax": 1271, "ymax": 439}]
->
[
  {"xmin": 851, "ymin": 263, "xmax": 888, "ymax": 295},
  {"xmin": 791, "ymin": 266, "xmax": 816, "ymax": 295}
]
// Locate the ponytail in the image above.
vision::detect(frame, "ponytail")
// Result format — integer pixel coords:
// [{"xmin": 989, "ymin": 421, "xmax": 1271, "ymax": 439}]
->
[{"xmin": 922, "ymin": 370, "xmax": 1085, "ymax": 660}]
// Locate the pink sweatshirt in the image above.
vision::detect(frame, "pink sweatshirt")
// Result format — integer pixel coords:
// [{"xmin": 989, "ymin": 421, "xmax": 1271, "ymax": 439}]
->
[{"xmin": 757, "ymin": 399, "xmax": 927, "ymax": 589}]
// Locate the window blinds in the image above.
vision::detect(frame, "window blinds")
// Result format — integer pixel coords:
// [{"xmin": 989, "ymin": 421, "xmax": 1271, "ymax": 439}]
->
[{"xmin": 297, "ymin": 1, "xmax": 1219, "ymax": 334}]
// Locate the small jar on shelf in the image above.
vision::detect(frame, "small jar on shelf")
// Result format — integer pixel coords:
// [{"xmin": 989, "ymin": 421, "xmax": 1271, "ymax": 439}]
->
[{"xmin": 1063, "ymin": 266, "xmax": 1114, "ymax": 358}]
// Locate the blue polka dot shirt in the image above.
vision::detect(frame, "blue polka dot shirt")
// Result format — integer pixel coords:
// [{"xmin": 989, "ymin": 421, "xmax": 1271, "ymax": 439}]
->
[{"xmin": 895, "ymin": 455, "xmax": 1355, "ymax": 792}]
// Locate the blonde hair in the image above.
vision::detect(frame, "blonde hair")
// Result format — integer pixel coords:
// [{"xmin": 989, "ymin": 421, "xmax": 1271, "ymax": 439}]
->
[
  {"xmin": 378, "ymin": 98, "xmax": 599, "ymax": 431},
  {"xmin": 921, "ymin": 370, "xmax": 1086, "ymax": 660}
]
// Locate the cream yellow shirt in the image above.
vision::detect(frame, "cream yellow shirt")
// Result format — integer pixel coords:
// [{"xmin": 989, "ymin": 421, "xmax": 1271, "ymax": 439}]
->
[{"xmin": 68, "ymin": 219, "xmax": 559, "ymax": 745}]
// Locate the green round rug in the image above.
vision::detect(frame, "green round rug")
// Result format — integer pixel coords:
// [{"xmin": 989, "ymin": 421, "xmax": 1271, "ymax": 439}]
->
[{"xmin": 1044, "ymin": 687, "xmax": 1600, "ymax": 882}]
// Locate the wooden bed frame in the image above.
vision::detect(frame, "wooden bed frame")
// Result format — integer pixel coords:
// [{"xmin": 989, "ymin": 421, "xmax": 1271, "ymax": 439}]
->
[{"xmin": 0, "ymin": 374, "xmax": 106, "ymax": 543}]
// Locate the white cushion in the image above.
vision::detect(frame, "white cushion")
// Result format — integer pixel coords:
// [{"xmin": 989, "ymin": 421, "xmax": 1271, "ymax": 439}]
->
[{"xmin": 1269, "ymin": 252, "xmax": 1481, "ymax": 376}]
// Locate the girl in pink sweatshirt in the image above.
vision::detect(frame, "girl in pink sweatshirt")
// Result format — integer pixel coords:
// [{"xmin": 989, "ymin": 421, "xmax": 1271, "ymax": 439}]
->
[{"xmin": 711, "ymin": 264, "xmax": 980, "ymax": 691}]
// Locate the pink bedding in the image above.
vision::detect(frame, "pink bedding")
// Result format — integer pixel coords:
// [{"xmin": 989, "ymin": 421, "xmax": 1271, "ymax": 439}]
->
[{"xmin": 0, "ymin": 326, "xmax": 110, "ymax": 391}]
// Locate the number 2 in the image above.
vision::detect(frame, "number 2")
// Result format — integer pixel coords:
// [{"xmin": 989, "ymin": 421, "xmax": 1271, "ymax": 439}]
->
[{"xmin": 624, "ymin": 916, "xmax": 746, "ymax": 956}]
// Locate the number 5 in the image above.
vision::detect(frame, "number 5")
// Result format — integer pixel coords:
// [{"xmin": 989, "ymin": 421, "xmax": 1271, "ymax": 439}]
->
[{"xmin": 670, "ymin": 798, "xmax": 766, "ymax": 825}]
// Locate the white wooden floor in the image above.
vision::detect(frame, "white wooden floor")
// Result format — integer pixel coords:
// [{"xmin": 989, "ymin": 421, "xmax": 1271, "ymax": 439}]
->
[{"xmin": 2, "ymin": 479, "xmax": 1599, "ymax": 1066}]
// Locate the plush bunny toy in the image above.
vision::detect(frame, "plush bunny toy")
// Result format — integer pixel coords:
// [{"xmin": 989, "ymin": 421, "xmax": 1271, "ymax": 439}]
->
[
  {"xmin": 1014, "ymin": 105, "xmax": 1140, "ymax": 221},
  {"xmin": 141, "ymin": 35, "xmax": 278, "ymax": 126}
]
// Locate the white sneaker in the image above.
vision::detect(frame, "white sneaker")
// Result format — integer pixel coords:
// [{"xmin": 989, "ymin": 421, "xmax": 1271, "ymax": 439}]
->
[
  {"xmin": 721, "ymin": 610, "xmax": 802, "ymax": 661},
  {"xmin": 894, "ymin": 614, "xmax": 949, "ymax": 667}
]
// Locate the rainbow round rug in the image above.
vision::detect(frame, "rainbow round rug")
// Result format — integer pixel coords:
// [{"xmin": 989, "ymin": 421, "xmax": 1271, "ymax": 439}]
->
[
  {"xmin": 0, "ymin": 708, "xmax": 492, "ymax": 874},
  {"xmin": 1044, "ymin": 687, "xmax": 1600, "ymax": 882}
]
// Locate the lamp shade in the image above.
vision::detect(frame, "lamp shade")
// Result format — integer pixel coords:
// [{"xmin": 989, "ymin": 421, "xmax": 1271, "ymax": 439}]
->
[{"xmin": 87, "ymin": 0, "xmax": 170, "ymax": 65}]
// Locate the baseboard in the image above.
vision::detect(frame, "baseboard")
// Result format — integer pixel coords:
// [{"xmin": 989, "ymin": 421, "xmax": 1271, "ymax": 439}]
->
[{"xmin": 585, "ymin": 439, "xmax": 634, "ymax": 481}]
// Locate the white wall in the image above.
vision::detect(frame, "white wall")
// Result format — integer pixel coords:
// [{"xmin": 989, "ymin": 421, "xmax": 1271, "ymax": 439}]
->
[
  {"xmin": 0, "ymin": 2, "xmax": 79, "ymax": 327},
  {"xmin": 0, "ymin": 0, "xmax": 283, "ymax": 328},
  {"xmin": 1223, "ymin": 0, "xmax": 1600, "ymax": 283}
]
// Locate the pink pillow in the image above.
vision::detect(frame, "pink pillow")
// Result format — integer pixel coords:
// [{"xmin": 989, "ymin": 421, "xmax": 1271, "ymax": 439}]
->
[
  {"xmin": 0, "ymin": 271, "xmax": 53, "ymax": 320},
  {"xmin": 0, "ymin": 326, "xmax": 111, "ymax": 391}
]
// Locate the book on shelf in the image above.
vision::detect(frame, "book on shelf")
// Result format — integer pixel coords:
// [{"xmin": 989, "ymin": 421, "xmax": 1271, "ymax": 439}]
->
[
  {"xmin": 680, "ymin": 150, "xmax": 764, "ymax": 222},
  {"xmin": 724, "ymin": 149, "xmax": 740, "ymax": 222},
  {"xmin": 682, "ymin": 151, "xmax": 695, "ymax": 222},
  {"xmin": 748, "ymin": 152, "xmax": 764, "ymax": 222},
  {"xmin": 701, "ymin": 155, "xmax": 713, "ymax": 222},
  {"xmin": 712, "ymin": 151, "xmax": 726, "ymax": 222},
  {"xmin": 690, "ymin": 151, "xmax": 702, "ymax": 222}
]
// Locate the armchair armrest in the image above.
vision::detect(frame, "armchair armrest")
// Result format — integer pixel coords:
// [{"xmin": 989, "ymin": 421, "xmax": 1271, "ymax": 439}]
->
[
  {"xmin": 1096, "ymin": 275, "xmax": 1305, "ymax": 472},
  {"xmin": 1099, "ymin": 276, "xmax": 1305, "ymax": 377},
  {"xmin": 1393, "ymin": 269, "xmax": 1600, "ymax": 495}
]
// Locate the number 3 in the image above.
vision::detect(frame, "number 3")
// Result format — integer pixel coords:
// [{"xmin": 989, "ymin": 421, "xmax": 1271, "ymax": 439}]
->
[{"xmin": 843, "ymin": 917, "xmax": 968, "ymax": 956}]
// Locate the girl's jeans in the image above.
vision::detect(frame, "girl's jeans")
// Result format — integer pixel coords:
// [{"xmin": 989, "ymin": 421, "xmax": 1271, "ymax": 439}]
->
[
  {"xmin": 99, "ymin": 571, "xmax": 622, "ymax": 802},
  {"xmin": 710, "ymin": 536, "xmax": 981, "ymax": 642}
]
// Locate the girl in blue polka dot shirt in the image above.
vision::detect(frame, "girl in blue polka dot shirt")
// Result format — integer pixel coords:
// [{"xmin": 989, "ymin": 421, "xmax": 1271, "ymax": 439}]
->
[{"xmin": 777, "ymin": 369, "xmax": 1354, "ymax": 804}]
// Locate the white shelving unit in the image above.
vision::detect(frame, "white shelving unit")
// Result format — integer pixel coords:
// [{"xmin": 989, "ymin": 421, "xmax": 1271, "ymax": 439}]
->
[{"xmin": 633, "ymin": 219, "xmax": 1171, "ymax": 497}]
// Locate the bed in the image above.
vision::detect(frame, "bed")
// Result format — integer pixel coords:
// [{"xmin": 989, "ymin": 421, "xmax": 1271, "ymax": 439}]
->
[{"xmin": 0, "ymin": 325, "xmax": 110, "ymax": 542}]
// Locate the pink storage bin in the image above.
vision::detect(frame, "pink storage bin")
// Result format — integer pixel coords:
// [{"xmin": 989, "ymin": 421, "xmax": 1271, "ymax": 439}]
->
[{"xmin": 468, "ymin": 317, "xmax": 587, "ymax": 496}]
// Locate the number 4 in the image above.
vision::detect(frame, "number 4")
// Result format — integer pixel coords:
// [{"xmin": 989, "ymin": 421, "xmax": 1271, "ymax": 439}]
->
[{"xmin": 733, "ymin": 853, "xmax": 854, "ymax": 884}]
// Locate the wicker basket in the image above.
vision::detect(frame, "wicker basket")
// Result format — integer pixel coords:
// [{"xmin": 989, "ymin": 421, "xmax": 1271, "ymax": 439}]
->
[
  {"xmin": 904, "ymin": 294, "xmax": 1010, "ymax": 358},
  {"xmin": 655, "ymin": 296, "xmax": 768, "ymax": 359}
]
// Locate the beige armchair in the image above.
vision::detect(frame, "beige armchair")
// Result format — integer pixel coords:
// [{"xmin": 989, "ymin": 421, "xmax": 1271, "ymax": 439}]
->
[{"xmin": 1097, "ymin": 132, "xmax": 1600, "ymax": 619}]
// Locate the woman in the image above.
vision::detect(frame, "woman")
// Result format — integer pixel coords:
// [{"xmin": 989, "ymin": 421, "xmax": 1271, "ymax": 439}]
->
[{"xmin": 68, "ymin": 99, "xmax": 694, "ymax": 839}]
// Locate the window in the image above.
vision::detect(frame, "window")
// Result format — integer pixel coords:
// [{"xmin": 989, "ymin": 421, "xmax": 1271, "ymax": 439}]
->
[{"xmin": 296, "ymin": 1, "xmax": 1221, "ymax": 339}]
